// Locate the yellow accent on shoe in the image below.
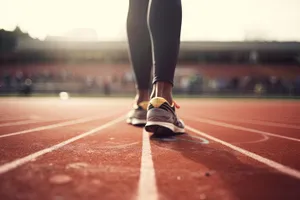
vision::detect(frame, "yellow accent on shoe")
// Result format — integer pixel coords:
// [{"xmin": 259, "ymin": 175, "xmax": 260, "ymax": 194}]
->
[
  {"xmin": 149, "ymin": 97, "xmax": 168, "ymax": 109},
  {"xmin": 133, "ymin": 101, "xmax": 149, "ymax": 110},
  {"xmin": 138, "ymin": 101, "xmax": 149, "ymax": 110}
]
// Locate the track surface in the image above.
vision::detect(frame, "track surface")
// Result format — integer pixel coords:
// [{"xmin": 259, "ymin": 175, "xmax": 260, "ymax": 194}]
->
[{"xmin": 0, "ymin": 97, "xmax": 299, "ymax": 200}]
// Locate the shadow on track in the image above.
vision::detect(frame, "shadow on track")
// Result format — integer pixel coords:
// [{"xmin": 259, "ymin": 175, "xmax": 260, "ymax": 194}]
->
[{"xmin": 150, "ymin": 132, "xmax": 300, "ymax": 200}]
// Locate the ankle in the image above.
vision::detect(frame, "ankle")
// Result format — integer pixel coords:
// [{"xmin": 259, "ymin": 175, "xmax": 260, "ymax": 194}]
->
[
  {"xmin": 161, "ymin": 95, "xmax": 173, "ymax": 105},
  {"xmin": 135, "ymin": 89, "xmax": 150, "ymax": 104},
  {"xmin": 151, "ymin": 82, "xmax": 173, "ymax": 105}
]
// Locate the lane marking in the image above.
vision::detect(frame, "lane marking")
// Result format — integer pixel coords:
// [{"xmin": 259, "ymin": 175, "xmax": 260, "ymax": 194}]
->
[
  {"xmin": 187, "ymin": 135, "xmax": 210, "ymax": 144},
  {"xmin": 136, "ymin": 130, "xmax": 158, "ymax": 200},
  {"xmin": 232, "ymin": 134, "xmax": 270, "ymax": 144},
  {"xmin": 185, "ymin": 125, "xmax": 300, "ymax": 180},
  {"xmin": 0, "ymin": 120, "xmax": 43, "ymax": 128},
  {"xmin": 204, "ymin": 117, "xmax": 300, "ymax": 130},
  {"xmin": 0, "ymin": 117, "xmax": 30, "ymax": 121},
  {"xmin": 186, "ymin": 117, "xmax": 300, "ymax": 143},
  {"xmin": 0, "ymin": 116, "xmax": 125, "ymax": 175},
  {"xmin": 0, "ymin": 114, "xmax": 119, "ymax": 139}
]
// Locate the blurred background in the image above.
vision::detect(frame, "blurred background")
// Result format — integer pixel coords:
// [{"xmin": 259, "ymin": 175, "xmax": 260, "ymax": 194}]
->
[{"xmin": 1, "ymin": 0, "xmax": 300, "ymax": 97}]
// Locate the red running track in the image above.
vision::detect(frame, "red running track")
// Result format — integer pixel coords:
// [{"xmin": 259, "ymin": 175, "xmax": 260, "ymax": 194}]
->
[{"xmin": 0, "ymin": 97, "xmax": 299, "ymax": 200}]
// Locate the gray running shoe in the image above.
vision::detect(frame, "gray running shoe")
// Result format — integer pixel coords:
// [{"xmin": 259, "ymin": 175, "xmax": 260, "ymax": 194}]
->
[
  {"xmin": 126, "ymin": 101, "xmax": 148, "ymax": 126},
  {"xmin": 145, "ymin": 97, "xmax": 185, "ymax": 135}
]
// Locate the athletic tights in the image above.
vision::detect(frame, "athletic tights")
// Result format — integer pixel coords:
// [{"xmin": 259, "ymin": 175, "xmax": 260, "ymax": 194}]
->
[{"xmin": 127, "ymin": 0, "xmax": 182, "ymax": 89}]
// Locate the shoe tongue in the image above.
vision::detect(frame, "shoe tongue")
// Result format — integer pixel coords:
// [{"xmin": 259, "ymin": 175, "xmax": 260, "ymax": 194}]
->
[{"xmin": 137, "ymin": 101, "xmax": 149, "ymax": 110}]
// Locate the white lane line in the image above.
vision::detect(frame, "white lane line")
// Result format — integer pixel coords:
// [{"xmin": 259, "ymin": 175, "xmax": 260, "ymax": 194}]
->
[
  {"xmin": 0, "ymin": 115, "xmax": 43, "ymax": 121},
  {"xmin": 186, "ymin": 117, "xmax": 300, "ymax": 143},
  {"xmin": 204, "ymin": 117, "xmax": 300, "ymax": 130},
  {"xmin": 0, "ymin": 114, "xmax": 118, "ymax": 139},
  {"xmin": 185, "ymin": 125, "xmax": 300, "ymax": 180},
  {"xmin": 0, "ymin": 116, "xmax": 125, "ymax": 175},
  {"xmin": 0, "ymin": 117, "xmax": 29, "ymax": 121},
  {"xmin": 136, "ymin": 130, "xmax": 158, "ymax": 200},
  {"xmin": 0, "ymin": 120, "xmax": 43, "ymax": 128},
  {"xmin": 233, "ymin": 134, "xmax": 270, "ymax": 144}
]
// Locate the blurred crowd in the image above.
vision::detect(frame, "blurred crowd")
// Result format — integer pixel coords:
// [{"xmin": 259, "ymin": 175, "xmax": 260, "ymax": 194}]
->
[
  {"xmin": 1, "ymin": 66, "xmax": 300, "ymax": 96},
  {"xmin": 174, "ymin": 74, "xmax": 300, "ymax": 96},
  {"xmin": 0, "ymin": 68, "xmax": 135, "ymax": 95}
]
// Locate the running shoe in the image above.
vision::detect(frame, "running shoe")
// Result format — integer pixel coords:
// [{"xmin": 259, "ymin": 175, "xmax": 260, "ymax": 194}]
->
[
  {"xmin": 145, "ymin": 97, "xmax": 185, "ymax": 135},
  {"xmin": 126, "ymin": 101, "xmax": 148, "ymax": 126}
]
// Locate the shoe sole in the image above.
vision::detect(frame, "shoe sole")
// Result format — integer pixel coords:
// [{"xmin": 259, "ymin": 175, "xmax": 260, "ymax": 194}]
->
[
  {"xmin": 145, "ymin": 121, "xmax": 185, "ymax": 135},
  {"xmin": 126, "ymin": 118, "xmax": 147, "ymax": 126}
]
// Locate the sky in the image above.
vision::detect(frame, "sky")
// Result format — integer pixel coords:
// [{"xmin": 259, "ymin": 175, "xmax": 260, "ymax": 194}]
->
[{"xmin": 0, "ymin": 0, "xmax": 300, "ymax": 41}]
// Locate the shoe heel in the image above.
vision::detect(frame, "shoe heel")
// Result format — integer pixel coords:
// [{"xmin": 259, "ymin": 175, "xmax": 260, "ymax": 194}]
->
[{"xmin": 145, "ymin": 125, "xmax": 174, "ymax": 137}]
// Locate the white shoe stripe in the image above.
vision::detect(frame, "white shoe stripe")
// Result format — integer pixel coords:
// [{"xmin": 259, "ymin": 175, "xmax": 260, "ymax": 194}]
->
[
  {"xmin": 146, "ymin": 121, "xmax": 185, "ymax": 133},
  {"xmin": 131, "ymin": 118, "xmax": 147, "ymax": 125}
]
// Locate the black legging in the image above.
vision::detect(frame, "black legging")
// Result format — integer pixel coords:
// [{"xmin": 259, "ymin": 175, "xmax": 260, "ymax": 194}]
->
[{"xmin": 127, "ymin": 0, "xmax": 182, "ymax": 89}]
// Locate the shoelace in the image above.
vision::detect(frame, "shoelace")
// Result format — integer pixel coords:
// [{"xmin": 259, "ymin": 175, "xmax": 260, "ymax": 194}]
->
[{"xmin": 172, "ymin": 101, "xmax": 180, "ymax": 109}]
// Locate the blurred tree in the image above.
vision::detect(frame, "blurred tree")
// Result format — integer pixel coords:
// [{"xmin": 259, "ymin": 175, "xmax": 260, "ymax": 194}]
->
[{"xmin": 0, "ymin": 29, "xmax": 17, "ymax": 53}]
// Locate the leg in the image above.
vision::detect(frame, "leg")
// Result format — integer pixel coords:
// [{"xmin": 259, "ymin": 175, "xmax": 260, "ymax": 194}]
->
[
  {"xmin": 127, "ymin": 0, "xmax": 152, "ymax": 104},
  {"xmin": 145, "ymin": 0, "xmax": 184, "ymax": 135},
  {"xmin": 148, "ymin": 0, "xmax": 182, "ymax": 104}
]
